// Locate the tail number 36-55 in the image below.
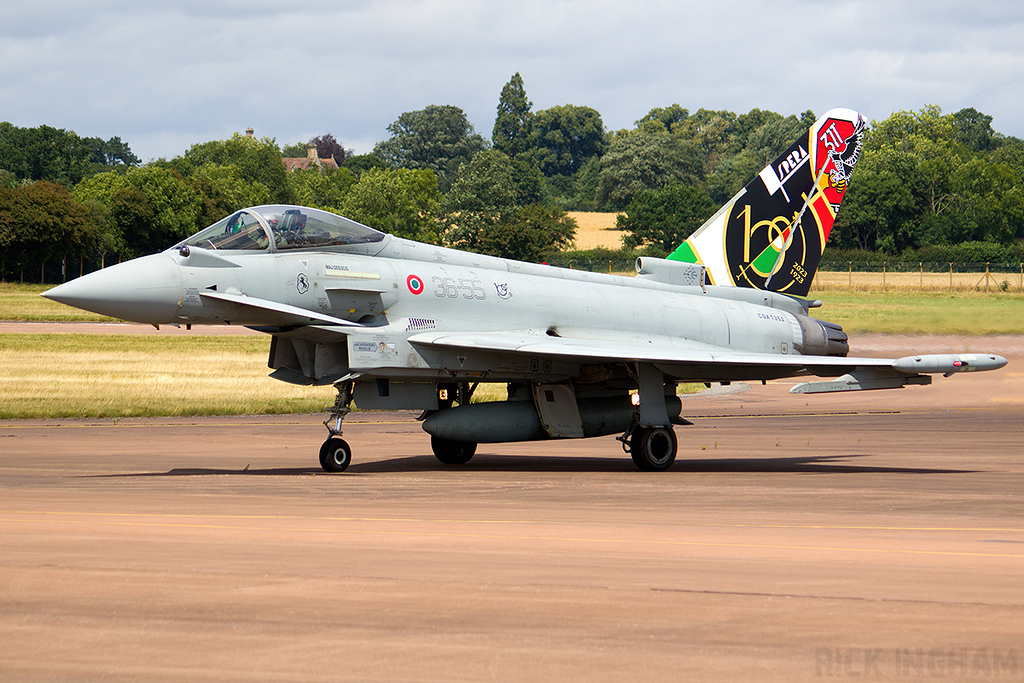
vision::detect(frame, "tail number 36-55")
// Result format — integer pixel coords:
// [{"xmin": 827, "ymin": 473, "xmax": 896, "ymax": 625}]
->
[{"xmin": 433, "ymin": 276, "xmax": 487, "ymax": 300}]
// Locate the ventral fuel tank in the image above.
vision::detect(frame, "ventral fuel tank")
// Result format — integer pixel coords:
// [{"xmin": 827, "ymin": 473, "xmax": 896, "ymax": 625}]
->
[{"xmin": 422, "ymin": 394, "xmax": 684, "ymax": 443}]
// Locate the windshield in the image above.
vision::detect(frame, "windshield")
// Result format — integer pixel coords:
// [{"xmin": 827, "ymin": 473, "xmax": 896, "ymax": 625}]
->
[
  {"xmin": 182, "ymin": 210, "xmax": 270, "ymax": 251},
  {"xmin": 178, "ymin": 205, "xmax": 386, "ymax": 252}
]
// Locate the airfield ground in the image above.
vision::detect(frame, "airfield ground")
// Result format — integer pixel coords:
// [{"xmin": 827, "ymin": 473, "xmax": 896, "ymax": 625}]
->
[{"xmin": 1, "ymin": 331, "xmax": 1022, "ymax": 681}]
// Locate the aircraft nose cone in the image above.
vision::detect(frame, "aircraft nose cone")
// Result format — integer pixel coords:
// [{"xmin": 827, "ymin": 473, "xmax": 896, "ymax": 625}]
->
[{"xmin": 42, "ymin": 253, "xmax": 183, "ymax": 324}]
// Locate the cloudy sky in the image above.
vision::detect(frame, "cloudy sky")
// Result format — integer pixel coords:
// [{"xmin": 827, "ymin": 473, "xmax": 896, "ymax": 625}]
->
[{"xmin": 2, "ymin": 0, "xmax": 1023, "ymax": 162}]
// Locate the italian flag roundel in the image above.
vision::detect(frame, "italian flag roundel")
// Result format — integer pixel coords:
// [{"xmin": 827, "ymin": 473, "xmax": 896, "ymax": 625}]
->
[{"xmin": 407, "ymin": 274, "xmax": 424, "ymax": 295}]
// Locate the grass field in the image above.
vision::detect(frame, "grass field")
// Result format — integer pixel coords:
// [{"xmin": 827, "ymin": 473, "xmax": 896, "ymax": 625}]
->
[
  {"xmin": 0, "ymin": 283, "xmax": 112, "ymax": 322},
  {"xmin": 806, "ymin": 291, "xmax": 1024, "ymax": 335},
  {"xmin": 0, "ymin": 334, "xmax": 333, "ymax": 419}
]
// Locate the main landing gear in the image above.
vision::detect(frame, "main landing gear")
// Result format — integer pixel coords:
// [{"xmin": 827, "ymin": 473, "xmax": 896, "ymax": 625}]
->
[
  {"xmin": 618, "ymin": 363, "xmax": 680, "ymax": 471},
  {"xmin": 620, "ymin": 423, "xmax": 679, "ymax": 472},
  {"xmin": 319, "ymin": 380, "xmax": 354, "ymax": 472}
]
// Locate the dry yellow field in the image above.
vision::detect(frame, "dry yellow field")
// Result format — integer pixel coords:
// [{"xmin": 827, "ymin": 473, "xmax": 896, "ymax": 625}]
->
[
  {"xmin": 567, "ymin": 212, "xmax": 623, "ymax": 250},
  {"xmin": 813, "ymin": 268, "xmax": 1024, "ymax": 293}
]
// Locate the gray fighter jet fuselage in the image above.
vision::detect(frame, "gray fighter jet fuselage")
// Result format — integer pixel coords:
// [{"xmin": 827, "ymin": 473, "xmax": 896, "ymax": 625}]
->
[{"xmin": 43, "ymin": 109, "xmax": 1008, "ymax": 472}]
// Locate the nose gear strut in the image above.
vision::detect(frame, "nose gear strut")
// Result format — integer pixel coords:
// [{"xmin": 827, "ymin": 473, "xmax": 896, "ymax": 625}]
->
[{"xmin": 319, "ymin": 375, "xmax": 359, "ymax": 472}]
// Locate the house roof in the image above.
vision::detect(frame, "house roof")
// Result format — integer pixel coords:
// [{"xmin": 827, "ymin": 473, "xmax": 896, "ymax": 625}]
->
[{"xmin": 282, "ymin": 156, "xmax": 339, "ymax": 172}]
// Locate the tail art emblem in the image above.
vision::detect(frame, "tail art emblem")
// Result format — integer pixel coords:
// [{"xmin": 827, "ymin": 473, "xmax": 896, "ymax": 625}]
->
[{"xmin": 669, "ymin": 108, "xmax": 865, "ymax": 297}]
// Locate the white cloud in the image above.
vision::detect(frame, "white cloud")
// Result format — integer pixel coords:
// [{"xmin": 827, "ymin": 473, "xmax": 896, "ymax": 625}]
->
[{"xmin": 2, "ymin": 0, "xmax": 1024, "ymax": 160}]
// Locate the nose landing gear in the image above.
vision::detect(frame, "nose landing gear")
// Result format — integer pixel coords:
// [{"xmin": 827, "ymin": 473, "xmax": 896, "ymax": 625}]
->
[
  {"xmin": 319, "ymin": 436, "xmax": 352, "ymax": 472},
  {"xmin": 320, "ymin": 379, "xmax": 355, "ymax": 472}
]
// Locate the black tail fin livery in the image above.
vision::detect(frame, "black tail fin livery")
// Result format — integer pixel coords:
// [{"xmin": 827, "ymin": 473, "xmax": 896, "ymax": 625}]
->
[{"xmin": 668, "ymin": 108, "xmax": 865, "ymax": 297}]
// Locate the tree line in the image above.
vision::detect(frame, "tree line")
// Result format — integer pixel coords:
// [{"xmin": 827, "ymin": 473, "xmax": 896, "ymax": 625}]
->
[{"xmin": 2, "ymin": 73, "xmax": 1023, "ymax": 283}]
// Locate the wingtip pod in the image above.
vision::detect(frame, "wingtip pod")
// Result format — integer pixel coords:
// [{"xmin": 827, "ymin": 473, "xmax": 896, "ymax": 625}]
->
[
  {"xmin": 790, "ymin": 352, "xmax": 1007, "ymax": 394},
  {"xmin": 891, "ymin": 353, "xmax": 1008, "ymax": 375},
  {"xmin": 670, "ymin": 108, "xmax": 866, "ymax": 297}
]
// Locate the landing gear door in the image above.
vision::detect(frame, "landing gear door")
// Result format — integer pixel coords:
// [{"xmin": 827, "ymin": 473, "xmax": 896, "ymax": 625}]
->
[{"xmin": 532, "ymin": 384, "xmax": 585, "ymax": 438}]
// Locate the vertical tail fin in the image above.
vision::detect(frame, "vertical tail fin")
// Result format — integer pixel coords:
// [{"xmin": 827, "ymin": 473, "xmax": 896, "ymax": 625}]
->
[{"xmin": 668, "ymin": 108, "xmax": 865, "ymax": 297}]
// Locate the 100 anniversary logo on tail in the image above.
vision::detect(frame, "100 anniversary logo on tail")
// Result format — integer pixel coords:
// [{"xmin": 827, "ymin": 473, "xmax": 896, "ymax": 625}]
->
[{"xmin": 670, "ymin": 109, "xmax": 865, "ymax": 298}]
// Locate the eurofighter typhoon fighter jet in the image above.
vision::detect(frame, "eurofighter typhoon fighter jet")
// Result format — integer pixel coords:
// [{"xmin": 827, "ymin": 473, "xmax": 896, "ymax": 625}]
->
[{"xmin": 44, "ymin": 109, "xmax": 1006, "ymax": 472}]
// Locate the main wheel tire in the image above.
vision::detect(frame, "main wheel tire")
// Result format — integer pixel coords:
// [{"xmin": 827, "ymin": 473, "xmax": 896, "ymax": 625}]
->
[
  {"xmin": 431, "ymin": 436, "xmax": 477, "ymax": 465},
  {"xmin": 319, "ymin": 437, "xmax": 352, "ymax": 472},
  {"xmin": 629, "ymin": 426, "xmax": 678, "ymax": 471}
]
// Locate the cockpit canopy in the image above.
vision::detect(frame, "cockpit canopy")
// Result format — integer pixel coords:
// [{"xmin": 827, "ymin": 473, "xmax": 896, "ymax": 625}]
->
[{"xmin": 176, "ymin": 205, "xmax": 386, "ymax": 253}]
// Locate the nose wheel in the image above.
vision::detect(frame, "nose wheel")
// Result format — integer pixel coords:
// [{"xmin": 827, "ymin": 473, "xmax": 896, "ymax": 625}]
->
[
  {"xmin": 320, "ymin": 378, "xmax": 356, "ymax": 472},
  {"xmin": 319, "ymin": 437, "xmax": 352, "ymax": 472}
]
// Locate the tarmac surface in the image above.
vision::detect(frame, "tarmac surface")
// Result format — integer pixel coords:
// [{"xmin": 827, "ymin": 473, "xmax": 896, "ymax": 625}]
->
[{"xmin": 2, "ymin": 331, "xmax": 1023, "ymax": 681}]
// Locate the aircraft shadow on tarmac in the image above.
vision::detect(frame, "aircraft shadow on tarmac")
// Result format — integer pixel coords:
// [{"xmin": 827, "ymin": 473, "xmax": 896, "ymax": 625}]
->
[{"xmin": 86, "ymin": 453, "xmax": 974, "ymax": 477}]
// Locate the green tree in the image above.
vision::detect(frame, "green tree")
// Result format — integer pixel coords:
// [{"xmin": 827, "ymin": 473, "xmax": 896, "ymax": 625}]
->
[
  {"xmin": 828, "ymin": 106, "xmax": 1020, "ymax": 252},
  {"xmin": 76, "ymin": 198, "xmax": 123, "ymax": 267},
  {"xmin": 635, "ymin": 104, "xmax": 689, "ymax": 134},
  {"xmin": 341, "ymin": 168, "xmax": 440, "ymax": 242},
  {"xmin": 72, "ymin": 169, "xmax": 129, "ymax": 206},
  {"xmin": 177, "ymin": 133, "xmax": 291, "ymax": 203},
  {"xmin": 287, "ymin": 167, "xmax": 356, "ymax": 215},
  {"xmin": 478, "ymin": 204, "xmax": 578, "ymax": 261},
  {"xmin": 493, "ymin": 73, "xmax": 533, "ymax": 159},
  {"xmin": 673, "ymin": 108, "xmax": 738, "ymax": 178},
  {"xmin": 281, "ymin": 141, "xmax": 308, "ymax": 158},
  {"xmin": 343, "ymin": 153, "xmax": 387, "ymax": 179},
  {"xmin": 529, "ymin": 105, "xmax": 606, "ymax": 178},
  {"xmin": 570, "ymin": 155, "xmax": 603, "ymax": 210},
  {"xmin": 618, "ymin": 183, "xmax": 715, "ymax": 253},
  {"xmin": 0, "ymin": 123, "xmax": 92, "ymax": 186},
  {"xmin": 833, "ymin": 143, "xmax": 922, "ymax": 252},
  {"xmin": 508, "ymin": 156, "xmax": 545, "ymax": 206},
  {"xmin": 192, "ymin": 163, "xmax": 276, "ymax": 225},
  {"xmin": 0, "ymin": 182, "xmax": 96, "ymax": 281},
  {"xmin": 74, "ymin": 167, "xmax": 202, "ymax": 257},
  {"xmin": 439, "ymin": 149, "xmax": 516, "ymax": 252},
  {"xmin": 596, "ymin": 130, "xmax": 702, "ymax": 209},
  {"xmin": 440, "ymin": 147, "xmax": 576, "ymax": 260},
  {"xmin": 953, "ymin": 157, "xmax": 1022, "ymax": 244},
  {"xmin": 951, "ymin": 107, "xmax": 1000, "ymax": 153},
  {"xmin": 84, "ymin": 136, "xmax": 141, "ymax": 170},
  {"xmin": 707, "ymin": 112, "xmax": 812, "ymax": 202},
  {"xmin": 373, "ymin": 105, "xmax": 486, "ymax": 191}
]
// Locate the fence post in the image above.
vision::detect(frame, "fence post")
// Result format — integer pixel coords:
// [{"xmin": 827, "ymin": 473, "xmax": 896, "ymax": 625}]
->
[
  {"xmin": 950, "ymin": 263, "xmax": 953, "ymax": 290},
  {"xmin": 919, "ymin": 262, "xmax": 923, "ymax": 289},
  {"xmin": 848, "ymin": 261, "xmax": 852, "ymax": 287},
  {"xmin": 986, "ymin": 262, "xmax": 990, "ymax": 293}
]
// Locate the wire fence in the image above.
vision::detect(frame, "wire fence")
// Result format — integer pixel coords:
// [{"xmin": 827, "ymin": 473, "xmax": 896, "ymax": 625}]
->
[
  {"xmin": 546, "ymin": 258, "xmax": 1024, "ymax": 293},
  {"xmin": 814, "ymin": 262, "xmax": 1024, "ymax": 292}
]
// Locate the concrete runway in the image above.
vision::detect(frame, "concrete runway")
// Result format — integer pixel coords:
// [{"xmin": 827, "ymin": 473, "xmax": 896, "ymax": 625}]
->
[{"xmin": 2, "ymin": 335, "xmax": 1023, "ymax": 681}]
